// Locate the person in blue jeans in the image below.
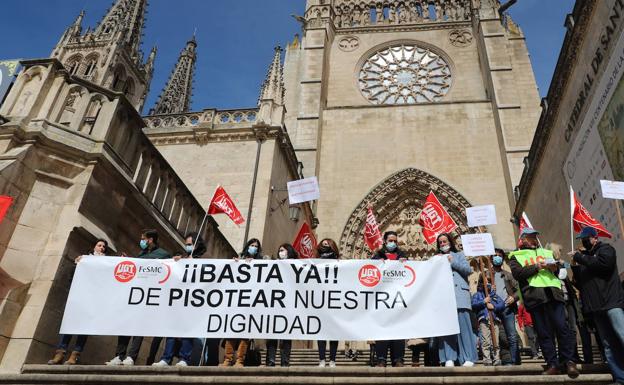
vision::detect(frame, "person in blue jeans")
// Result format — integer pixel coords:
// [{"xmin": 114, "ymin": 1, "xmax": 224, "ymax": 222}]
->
[
  {"xmin": 472, "ymin": 277, "xmax": 506, "ymax": 366},
  {"xmin": 153, "ymin": 338, "xmax": 194, "ymax": 367},
  {"xmin": 436, "ymin": 233, "xmax": 478, "ymax": 367},
  {"xmin": 491, "ymin": 248, "xmax": 521, "ymax": 365},
  {"xmin": 571, "ymin": 227, "xmax": 624, "ymax": 384}
]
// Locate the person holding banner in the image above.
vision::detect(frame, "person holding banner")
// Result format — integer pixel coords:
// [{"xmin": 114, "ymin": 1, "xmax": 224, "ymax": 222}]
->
[
  {"xmin": 508, "ymin": 228, "xmax": 578, "ymax": 378},
  {"xmin": 571, "ymin": 227, "xmax": 624, "ymax": 384},
  {"xmin": 435, "ymin": 233, "xmax": 478, "ymax": 367},
  {"xmin": 48, "ymin": 239, "xmax": 109, "ymax": 365},
  {"xmin": 372, "ymin": 231, "xmax": 407, "ymax": 367},
  {"xmin": 491, "ymin": 249, "xmax": 521, "ymax": 365},
  {"xmin": 220, "ymin": 238, "xmax": 264, "ymax": 367},
  {"xmin": 107, "ymin": 230, "xmax": 172, "ymax": 366},
  {"xmin": 265, "ymin": 243, "xmax": 298, "ymax": 367},
  {"xmin": 315, "ymin": 239, "xmax": 340, "ymax": 368},
  {"xmin": 152, "ymin": 233, "xmax": 207, "ymax": 367}
]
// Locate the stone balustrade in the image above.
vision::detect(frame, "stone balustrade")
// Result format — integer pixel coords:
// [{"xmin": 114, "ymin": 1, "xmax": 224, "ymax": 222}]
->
[
  {"xmin": 331, "ymin": 0, "xmax": 472, "ymax": 28},
  {"xmin": 144, "ymin": 108, "xmax": 259, "ymax": 130}
]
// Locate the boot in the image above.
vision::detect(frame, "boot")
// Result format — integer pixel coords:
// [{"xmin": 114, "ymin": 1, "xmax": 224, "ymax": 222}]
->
[
  {"xmin": 64, "ymin": 351, "xmax": 80, "ymax": 365},
  {"xmin": 47, "ymin": 349, "xmax": 66, "ymax": 365},
  {"xmin": 219, "ymin": 340, "xmax": 234, "ymax": 367},
  {"xmin": 234, "ymin": 340, "xmax": 249, "ymax": 367}
]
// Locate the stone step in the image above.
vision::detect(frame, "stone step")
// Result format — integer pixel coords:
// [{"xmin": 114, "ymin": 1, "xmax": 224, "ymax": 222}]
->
[{"xmin": 8, "ymin": 365, "xmax": 613, "ymax": 385}]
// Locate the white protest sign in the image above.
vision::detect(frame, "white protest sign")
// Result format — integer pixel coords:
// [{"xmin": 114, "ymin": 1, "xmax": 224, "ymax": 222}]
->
[
  {"xmin": 461, "ymin": 233, "xmax": 495, "ymax": 257},
  {"xmin": 466, "ymin": 205, "xmax": 497, "ymax": 227},
  {"xmin": 600, "ymin": 180, "xmax": 624, "ymax": 200},
  {"xmin": 60, "ymin": 256, "xmax": 459, "ymax": 341},
  {"xmin": 287, "ymin": 176, "xmax": 320, "ymax": 204}
]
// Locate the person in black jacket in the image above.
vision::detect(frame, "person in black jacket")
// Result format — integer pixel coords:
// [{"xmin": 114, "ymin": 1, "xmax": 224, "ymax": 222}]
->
[
  {"xmin": 571, "ymin": 227, "xmax": 624, "ymax": 384},
  {"xmin": 372, "ymin": 231, "xmax": 406, "ymax": 367},
  {"xmin": 316, "ymin": 238, "xmax": 341, "ymax": 367},
  {"xmin": 508, "ymin": 228, "xmax": 578, "ymax": 378}
]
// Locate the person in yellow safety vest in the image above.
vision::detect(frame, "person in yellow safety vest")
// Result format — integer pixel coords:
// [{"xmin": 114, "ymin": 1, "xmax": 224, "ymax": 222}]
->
[{"xmin": 507, "ymin": 227, "xmax": 579, "ymax": 378}]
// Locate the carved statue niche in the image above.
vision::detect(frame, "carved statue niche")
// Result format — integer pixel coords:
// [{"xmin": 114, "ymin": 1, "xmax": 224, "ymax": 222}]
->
[
  {"xmin": 388, "ymin": 4, "xmax": 398, "ymax": 23},
  {"xmin": 398, "ymin": 2, "xmax": 409, "ymax": 23},
  {"xmin": 353, "ymin": 5, "xmax": 362, "ymax": 26},
  {"xmin": 435, "ymin": 1, "xmax": 444, "ymax": 21},
  {"xmin": 375, "ymin": 3, "xmax": 384, "ymax": 23},
  {"xmin": 408, "ymin": 1, "xmax": 420, "ymax": 22},
  {"xmin": 360, "ymin": 5, "xmax": 371, "ymax": 25},
  {"xmin": 421, "ymin": 1, "xmax": 430, "ymax": 21}
]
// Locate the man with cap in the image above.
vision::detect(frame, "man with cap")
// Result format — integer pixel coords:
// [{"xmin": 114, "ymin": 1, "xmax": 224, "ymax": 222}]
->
[
  {"xmin": 571, "ymin": 227, "xmax": 624, "ymax": 385},
  {"xmin": 508, "ymin": 228, "xmax": 579, "ymax": 377}
]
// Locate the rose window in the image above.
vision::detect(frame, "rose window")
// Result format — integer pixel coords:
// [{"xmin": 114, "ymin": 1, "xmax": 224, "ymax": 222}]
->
[{"xmin": 358, "ymin": 44, "xmax": 452, "ymax": 105}]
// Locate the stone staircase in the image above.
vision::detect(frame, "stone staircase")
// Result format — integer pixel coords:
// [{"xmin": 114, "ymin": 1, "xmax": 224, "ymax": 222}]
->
[{"xmin": 0, "ymin": 348, "xmax": 613, "ymax": 385}]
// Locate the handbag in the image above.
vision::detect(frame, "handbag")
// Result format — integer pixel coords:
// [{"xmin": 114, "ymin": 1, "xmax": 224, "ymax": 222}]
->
[{"xmin": 243, "ymin": 339, "xmax": 262, "ymax": 367}]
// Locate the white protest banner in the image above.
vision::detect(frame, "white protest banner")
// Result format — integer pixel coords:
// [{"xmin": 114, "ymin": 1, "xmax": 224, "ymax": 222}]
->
[
  {"xmin": 461, "ymin": 233, "xmax": 495, "ymax": 257},
  {"xmin": 61, "ymin": 256, "xmax": 459, "ymax": 341},
  {"xmin": 466, "ymin": 205, "xmax": 497, "ymax": 227},
  {"xmin": 287, "ymin": 176, "xmax": 320, "ymax": 205},
  {"xmin": 600, "ymin": 180, "xmax": 624, "ymax": 200}
]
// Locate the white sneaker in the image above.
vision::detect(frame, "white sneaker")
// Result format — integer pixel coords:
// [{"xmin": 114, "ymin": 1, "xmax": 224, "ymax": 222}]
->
[
  {"xmin": 444, "ymin": 360, "xmax": 455, "ymax": 367},
  {"xmin": 175, "ymin": 360, "xmax": 188, "ymax": 367},
  {"xmin": 318, "ymin": 360, "xmax": 326, "ymax": 367},
  {"xmin": 152, "ymin": 360, "xmax": 169, "ymax": 367},
  {"xmin": 462, "ymin": 361, "xmax": 475, "ymax": 367},
  {"xmin": 105, "ymin": 356, "xmax": 123, "ymax": 366},
  {"xmin": 121, "ymin": 356, "xmax": 134, "ymax": 366},
  {"xmin": 329, "ymin": 361, "xmax": 336, "ymax": 368}
]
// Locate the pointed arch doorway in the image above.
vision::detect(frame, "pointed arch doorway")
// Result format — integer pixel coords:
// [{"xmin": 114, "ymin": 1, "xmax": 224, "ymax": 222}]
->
[{"xmin": 339, "ymin": 168, "xmax": 472, "ymax": 259}]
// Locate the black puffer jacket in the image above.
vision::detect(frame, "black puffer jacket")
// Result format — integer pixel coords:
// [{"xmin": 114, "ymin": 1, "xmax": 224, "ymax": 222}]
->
[{"xmin": 571, "ymin": 242, "xmax": 624, "ymax": 313}]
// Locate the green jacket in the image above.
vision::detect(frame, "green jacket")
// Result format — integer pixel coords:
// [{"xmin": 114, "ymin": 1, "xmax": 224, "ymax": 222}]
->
[{"xmin": 137, "ymin": 247, "xmax": 171, "ymax": 259}]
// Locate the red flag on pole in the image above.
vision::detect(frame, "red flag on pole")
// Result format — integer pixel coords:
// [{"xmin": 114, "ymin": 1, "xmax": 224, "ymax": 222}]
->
[
  {"xmin": 570, "ymin": 187, "xmax": 612, "ymax": 238},
  {"xmin": 419, "ymin": 191, "xmax": 458, "ymax": 244},
  {"xmin": 293, "ymin": 222, "xmax": 317, "ymax": 259},
  {"xmin": 0, "ymin": 196, "xmax": 13, "ymax": 224},
  {"xmin": 518, "ymin": 212, "xmax": 533, "ymax": 235},
  {"xmin": 364, "ymin": 206, "xmax": 383, "ymax": 251},
  {"xmin": 207, "ymin": 186, "xmax": 245, "ymax": 225}
]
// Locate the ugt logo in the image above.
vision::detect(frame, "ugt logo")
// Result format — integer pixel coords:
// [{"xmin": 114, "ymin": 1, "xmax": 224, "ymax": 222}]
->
[
  {"xmin": 114, "ymin": 261, "xmax": 136, "ymax": 283},
  {"xmin": 358, "ymin": 264, "xmax": 381, "ymax": 287},
  {"xmin": 421, "ymin": 202, "xmax": 444, "ymax": 231}
]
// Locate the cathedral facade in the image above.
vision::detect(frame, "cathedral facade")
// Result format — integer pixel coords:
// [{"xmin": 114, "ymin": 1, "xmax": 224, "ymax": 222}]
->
[{"xmin": 0, "ymin": 0, "xmax": 541, "ymax": 370}]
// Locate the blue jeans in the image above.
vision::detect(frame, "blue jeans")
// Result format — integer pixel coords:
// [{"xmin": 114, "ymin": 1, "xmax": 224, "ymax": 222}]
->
[
  {"xmin": 595, "ymin": 308, "xmax": 624, "ymax": 383},
  {"xmin": 58, "ymin": 334, "xmax": 88, "ymax": 352},
  {"xmin": 160, "ymin": 337, "xmax": 194, "ymax": 364},
  {"xmin": 501, "ymin": 308, "xmax": 520, "ymax": 364},
  {"xmin": 438, "ymin": 309, "xmax": 478, "ymax": 365}
]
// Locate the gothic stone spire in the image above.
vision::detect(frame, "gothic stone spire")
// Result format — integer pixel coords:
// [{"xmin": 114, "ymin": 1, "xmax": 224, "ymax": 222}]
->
[
  {"xmin": 94, "ymin": 0, "xmax": 148, "ymax": 61},
  {"xmin": 259, "ymin": 46, "xmax": 285, "ymax": 106},
  {"xmin": 150, "ymin": 36, "xmax": 197, "ymax": 115}
]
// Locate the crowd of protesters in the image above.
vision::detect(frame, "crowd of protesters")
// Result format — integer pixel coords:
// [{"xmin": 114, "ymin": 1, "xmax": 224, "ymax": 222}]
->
[{"xmin": 46, "ymin": 226, "xmax": 624, "ymax": 384}]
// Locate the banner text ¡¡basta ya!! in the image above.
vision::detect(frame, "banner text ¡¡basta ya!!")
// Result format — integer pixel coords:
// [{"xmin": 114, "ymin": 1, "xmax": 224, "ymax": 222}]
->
[{"xmin": 61, "ymin": 256, "xmax": 460, "ymax": 341}]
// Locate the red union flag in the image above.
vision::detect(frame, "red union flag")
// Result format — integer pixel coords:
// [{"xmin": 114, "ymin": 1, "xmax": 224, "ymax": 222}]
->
[
  {"xmin": 419, "ymin": 191, "xmax": 458, "ymax": 244},
  {"xmin": 364, "ymin": 206, "xmax": 383, "ymax": 251},
  {"xmin": 293, "ymin": 222, "xmax": 317, "ymax": 259},
  {"xmin": 518, "ymin": 212, "xmax": 533, "ymax": 235},
  {"xmin": 570, "ymin": 187, "xmax": 612, "ymax": 238},
  {"xmin": 0, "ymin": 195, "xmax": 13, "ymax": 224},
  {"xmin": 207, "ymin": 186, "xmax": 245, "ymax": 225}
]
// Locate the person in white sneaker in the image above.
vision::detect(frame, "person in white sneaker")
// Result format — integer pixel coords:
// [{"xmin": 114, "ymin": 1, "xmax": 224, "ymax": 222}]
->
[{"xmin": 152, "ymin": 337, "xmax": 194, "ymax": 367}]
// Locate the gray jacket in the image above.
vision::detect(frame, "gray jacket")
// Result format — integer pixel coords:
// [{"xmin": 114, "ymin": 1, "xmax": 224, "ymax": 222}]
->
[{"xmin": 449, "ymin": 251, "xmax": 473, "ymax": 310}]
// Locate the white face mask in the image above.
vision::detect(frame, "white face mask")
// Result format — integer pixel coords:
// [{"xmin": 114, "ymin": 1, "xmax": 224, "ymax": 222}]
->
[
  {"xmin": 558, "ymin": 268, "xmax": 568, "ymax": 280},
  {"xmin": 278, "ymin": 250, "xmax": 288, "ymax": 259},
  {"xmin": 440, "ymin": 245, "xmax": 451, "ymax": 253}
]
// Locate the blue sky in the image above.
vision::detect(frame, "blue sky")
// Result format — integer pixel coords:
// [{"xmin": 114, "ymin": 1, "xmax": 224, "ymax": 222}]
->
[{"xmin": 0, "ymin": 0, "xmax": 574, "ymax": 111}]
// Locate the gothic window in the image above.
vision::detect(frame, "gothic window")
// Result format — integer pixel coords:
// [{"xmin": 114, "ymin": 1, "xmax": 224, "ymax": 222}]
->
[
  {"xmin": 358, "ymin": 43, "xmax": 452, "ymax": 105},
  {"xmin": 58, "ymin": 88, "xmax": 83, "ymax": 126},
  {"xmin": 111, "ymin": 66, "xmax": 126, "ymax": 92},
  {"xmin": 124, "ymin": 77, "xmax": 135, "ymax": 100},
  {"xmin": 80, "ymin": 96, "xmax": 104, "ymax": 135},
  {"xmin": 65, "ymin": 55, "xmax": 83, "ymax": 75},
  {"xmin": 83, "ymin": 54, "xmax": 99, "ymax": 79}
]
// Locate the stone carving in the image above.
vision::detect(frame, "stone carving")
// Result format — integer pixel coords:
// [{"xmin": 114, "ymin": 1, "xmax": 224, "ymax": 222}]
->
[
  {"xmin": 449, "ymin": 29, "xmax": 473, "ymax": 47},
  {"xmin": 333, "ymin": 0, "xmax": 471, "ymax": 28},
  {"xmin": 338, "ymin": 36, "xmax": 360, "ymax": 52},
  {"xmin": 339, "ymin": 168, "xmax": 472, "ymax": 260},
  {"xmin": 358, "ymin": 43, "xmax": 452, "ymax": 105}
]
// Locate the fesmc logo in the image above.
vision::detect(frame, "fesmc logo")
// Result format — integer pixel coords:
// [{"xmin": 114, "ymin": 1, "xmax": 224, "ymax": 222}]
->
[
  {"xmin": 114, "ymin": 261, "xmax": 171, "ymax": 284},
  {"xmin": 358, "ymin": 264, "xmax": 416, "ymax": 288}
]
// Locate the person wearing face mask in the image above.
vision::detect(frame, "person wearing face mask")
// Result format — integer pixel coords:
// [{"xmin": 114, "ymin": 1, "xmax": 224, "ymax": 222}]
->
[
  {"xmin": 152, "ymin": 233, "xmax": 207, "ymax": 367},
  {"xmin": 48, "ymin": 239, "xmax": 109, "ymax": 366},
  {"xmin": 265, "ymin": 243, "xmax": 298, "ymax": 367},
  {"xmin": 107, "ymin": 230, "xmax": 171, "ymax": 366},
  {"xmin": 220, "ymin": 238, "xmax": 264, "ymax": 367},
  {"xmin": 490, "ymin": 248, "xmax": 521, "ymax": 365},
  {"xmin": 571, "ymin": 227, "xmax": 624, "ymax": 384},
  {"xmin": 508, "ymin": 228, "xmax": 578, "ymax": 378},
  {"xmin": 435, "ymin": 233, "xmax": 478, "ymax": 367},
  {"xmin": 371, "ymin": 231, "xmax": 406, "ymax": 367},
  {"xmin": 315, "ymin": 239, "xmax": 340, "ymax": 367}
]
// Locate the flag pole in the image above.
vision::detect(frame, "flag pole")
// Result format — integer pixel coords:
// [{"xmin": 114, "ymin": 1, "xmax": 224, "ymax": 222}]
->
[
  {"xmin": 571, "ymin": 187, "xmax": 575, "ymax": 251},
  {"xmin": 614, "ymin": 200, "xmax": 624, "ymax": 242}
]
